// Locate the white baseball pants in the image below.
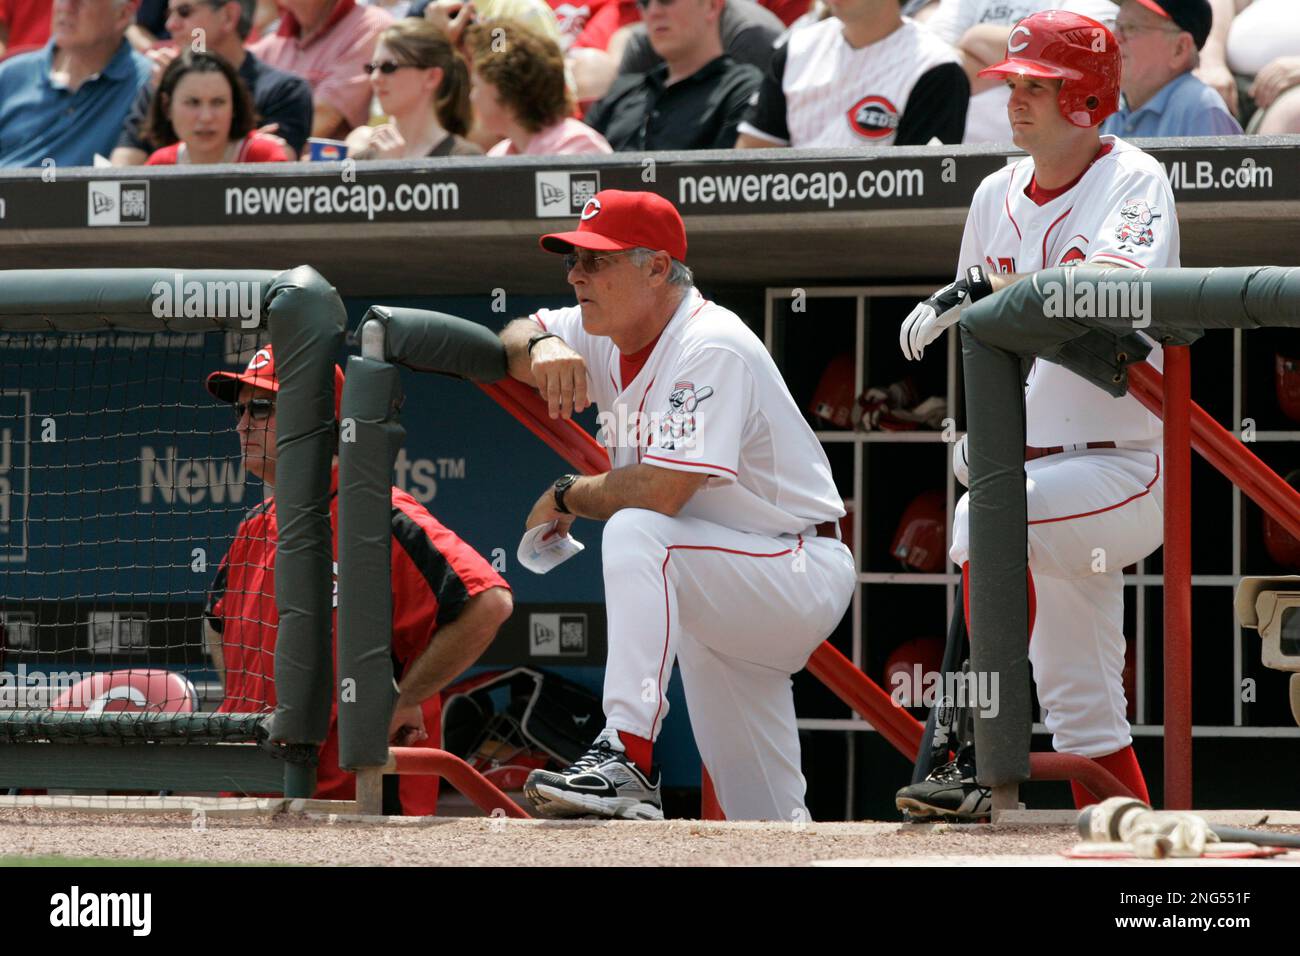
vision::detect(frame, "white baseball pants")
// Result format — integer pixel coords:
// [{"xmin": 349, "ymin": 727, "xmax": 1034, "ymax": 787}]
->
[
  {"xmin": 599, "ymin": 508, "xmax": 856, "ymax": 821},
  {"xmin": 951, "ymin": 447, "xmax": 1164, "ymax": 757}
]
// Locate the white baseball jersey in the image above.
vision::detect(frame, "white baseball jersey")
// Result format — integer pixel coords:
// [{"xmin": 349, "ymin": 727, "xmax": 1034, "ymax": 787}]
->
[
  {"xmin": 532, "ymin": 286, "xmax": 845, "ymax": 537},
  {"xmin": 738, "ymin": 16, "xmax": 967, "ymax": 147},
  {"xmin": 957, "ymin": 135, "xmax": 1180, "ymax": 446},
  {"xmin": 530, "ymin": 286, "xmax": 857, "ymax": 820},
  {"xmin": 924, "ymin": 0, "xmax": 1118, "ymax": 143}
]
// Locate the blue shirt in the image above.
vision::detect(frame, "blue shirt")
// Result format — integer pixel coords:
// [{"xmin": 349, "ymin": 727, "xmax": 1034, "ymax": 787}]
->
[
  {"xmin": 0, "ymin": 39, "xmax": 152, "ymax": 169},
  {"xmin": 1101, "ymin": 70, "xmax": 1243, "ymax": 139}
]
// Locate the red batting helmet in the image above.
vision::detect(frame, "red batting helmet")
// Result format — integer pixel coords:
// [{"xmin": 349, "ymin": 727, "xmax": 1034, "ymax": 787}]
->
[
  {"xmin": 808, "ymin": 353, "xmax": 856, "ymax": 429},
  {"xmin": 885, "ymin": 638, "xmax": 946, "ymax": 708},
  {"xmin": 1277, "ymin": 352, "xmax": 1300, "ymax": 424},
  {"xmin": 978, "ymin": 10, "xmax": 1121, "ymax": 128},
  {"xmin": 892, "ymin": 489, "xmax": 947, "ymax": 573},
  {"xmin": 1262, "ymin": 469, "xmax": 1300, "ymax": 570}
]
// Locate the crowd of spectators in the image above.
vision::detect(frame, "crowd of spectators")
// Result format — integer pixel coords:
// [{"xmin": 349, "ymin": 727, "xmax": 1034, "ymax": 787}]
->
[{"xmin": 0, "ymin": 0, "xmax": 1294, "ymax": 169}]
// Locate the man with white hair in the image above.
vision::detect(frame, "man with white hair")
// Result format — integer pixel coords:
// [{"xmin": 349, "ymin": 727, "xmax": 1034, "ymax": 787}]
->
[
  {"xmin": 1100, "ymin": 0, "xmax": 1241, "ymax": 137},
  {"xmin": 0, "ymin": 0, "xmax": 152, "ymax": 167}
]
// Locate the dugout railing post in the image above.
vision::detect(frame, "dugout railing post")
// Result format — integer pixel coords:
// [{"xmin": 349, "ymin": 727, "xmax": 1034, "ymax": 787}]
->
[
  {"xmin": 0, "ymin": 267, "xmax": 345, "ymax": 799},
  {"xmin": 958, "ymin": 266, "xmax": 1300, "ymax": 810}
]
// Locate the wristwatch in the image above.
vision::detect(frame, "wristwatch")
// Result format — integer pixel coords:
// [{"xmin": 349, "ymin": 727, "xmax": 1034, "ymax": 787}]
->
[
  {"xmin": 528, "ymin": 331, "xmax": 560, "ymax": 355},
  {"xmin": 552, "ymin": 474, "xmax": 578, "ymax": 515}
]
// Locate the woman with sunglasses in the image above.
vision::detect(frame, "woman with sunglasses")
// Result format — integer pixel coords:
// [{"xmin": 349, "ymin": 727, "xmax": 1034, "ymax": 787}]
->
[
  {"xmin": 143, "ymin": 51, "xmax": 288, "ymax": 165},
  {"xmin": 345, "ymin": 18, "xmax": 482, "ymax": 159},
  {"xmin": 466, "ymin": 21, "xmax": 612, "ymax": 156}
]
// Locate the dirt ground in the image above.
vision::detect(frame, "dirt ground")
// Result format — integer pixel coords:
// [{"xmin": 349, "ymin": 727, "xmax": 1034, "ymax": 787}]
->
[{"xmin": 2, "ymin": 806, "xmax": 1299, "ymax": 866}]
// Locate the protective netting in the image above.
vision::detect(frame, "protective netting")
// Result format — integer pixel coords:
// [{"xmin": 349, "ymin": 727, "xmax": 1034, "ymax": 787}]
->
[{"xmin": 0, "ymin": 329, "xmax": 275, "ymax": 735}]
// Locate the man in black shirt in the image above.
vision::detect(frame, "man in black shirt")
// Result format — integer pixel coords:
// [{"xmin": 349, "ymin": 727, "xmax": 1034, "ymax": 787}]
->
[
  {"xmin": 586, "ymin": 0, "xmax": 761, "ymax": 151},
  {"xmin": 111, "ymin": 0, "xmax": 313, "ymax": 163},
  {"xmin": 617, "ymin": 0, "xmax": 785, "ymax": 76}
]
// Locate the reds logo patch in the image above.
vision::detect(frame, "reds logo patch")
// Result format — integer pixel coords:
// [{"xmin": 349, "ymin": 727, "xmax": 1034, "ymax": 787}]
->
[
  {"xmin": 656, "ymin": 381, "xmax": 715, "ymax": 451},
  {"xmin": 247, "ymin": 347, "xmax": 272, "ymax": 370},
  {"xmin": 580, "ymin": 198, "xmax": 601, "ymax": 220},
  {"xmin": 1115, "ymin": 199, "xmax": 1159, "ymax": 251},
  {"xmin": 847, "ymin": 96, "xmax": 900, "ymax": 140}
]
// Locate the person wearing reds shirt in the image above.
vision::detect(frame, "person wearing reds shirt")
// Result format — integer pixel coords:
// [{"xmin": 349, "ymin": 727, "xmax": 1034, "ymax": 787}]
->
[
  {"xmin": 894, "ymin": 11, "xmax": 1178, "ymax": 821},
  {"xmin": 500, "ymin": 190, "xmax": 855, "ymax": 821},
  {"xmin": 203, "ymin": 345, "xmax": 512, "ymax": 815}
]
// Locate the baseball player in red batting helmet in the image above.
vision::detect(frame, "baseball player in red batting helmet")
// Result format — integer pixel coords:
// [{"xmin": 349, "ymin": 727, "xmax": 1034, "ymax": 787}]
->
[{"xmin": 896, "ymin": 10, "xmax": 1179, "ymax": 820}]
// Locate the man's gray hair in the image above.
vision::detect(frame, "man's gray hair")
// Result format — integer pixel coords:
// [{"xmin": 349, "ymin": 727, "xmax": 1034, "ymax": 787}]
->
[{"xmin": 629, "ymin": 247, "xmax": 694, "ymax": 287}]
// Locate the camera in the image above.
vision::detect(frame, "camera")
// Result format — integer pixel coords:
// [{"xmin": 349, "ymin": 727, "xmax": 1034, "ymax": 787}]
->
[{"xmin": 1235, "ymin": 576, "xmax": 1300, "ymax": 726}]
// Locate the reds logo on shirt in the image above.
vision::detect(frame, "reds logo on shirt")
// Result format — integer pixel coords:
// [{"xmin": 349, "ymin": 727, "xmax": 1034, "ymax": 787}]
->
[
  {"xmin": 847, "ymin": 96, "xmax": 900, "ymax": 140},
  {"xmin": 1115, "ymin": 199, "xmax": 1159, "ymax": 251}
]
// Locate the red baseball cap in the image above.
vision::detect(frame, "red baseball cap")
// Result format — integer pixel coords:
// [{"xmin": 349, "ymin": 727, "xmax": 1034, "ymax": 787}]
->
[
  {"xmin": 206, "ymin": 344, "xmax": 346, "ymax": 418},
  {"xmin": 539, "ymin": 189, "xmax": 687, "ymax": 262}
]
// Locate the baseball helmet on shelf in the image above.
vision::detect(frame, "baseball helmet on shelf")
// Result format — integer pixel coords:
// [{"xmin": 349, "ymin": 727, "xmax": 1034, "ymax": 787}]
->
[
  {"xmin": 808, "ymin": 353, "xmax": 856, "ymax": 429},
  {"xmin": 978, "ymin": 10, "xmax": 1121, "ymax": 128},
  {"xmin": 885, "ymin": 638, "xmax": 946, "ymax": 708},
  {"xmin": 891, "ymin": 489, "xmax": 947, "ymax": 573},
  {"xmin": 1261, "ymin": 469, "xmax": 1300, "ymax": 570},
  {"xmin": 51, "ymin": 669, "xmax": 198, "ymax": 714},
  {"xmin": 1277, "ymin": 352, "xmax": 1300, "ymax": 424}
]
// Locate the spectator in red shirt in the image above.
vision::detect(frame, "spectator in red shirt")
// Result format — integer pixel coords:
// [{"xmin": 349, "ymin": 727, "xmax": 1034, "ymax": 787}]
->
[
  {"xmin": 345, "ymin": 17, "xmax": 482, "ymax": 157},
  {"xmin": 0, "ymin": 0, "xmax": 52, "ymax": 59},
  {"xmin": 143, "ymin": 49, "xmax": 287, "ymax": 162}
]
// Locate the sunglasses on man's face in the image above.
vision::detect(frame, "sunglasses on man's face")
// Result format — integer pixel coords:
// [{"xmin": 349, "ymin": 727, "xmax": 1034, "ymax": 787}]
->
[
  {"xmin": 234, "ymin": 399, "xmax": 275, "ymax": 422},
  {"xmin": 364, "ymin": 61, "xmax": 417, "ymax": 75},
  {"xmin": 167, "ymin": 1, "xmax": 223, "ymax": 19},
  {"xmin": 635, "ymin": 0, "xmax": 677, "ymax": 9}
]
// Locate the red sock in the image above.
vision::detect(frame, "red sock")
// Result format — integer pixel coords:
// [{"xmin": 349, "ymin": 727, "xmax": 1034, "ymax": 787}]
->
[
  {"xmin": 1070, "ymin": 745, "xmax": 1150, "ymax": 808},
  {"xmin": 617, "ymin": 731, "xmax": 653, "ymax": 774}
]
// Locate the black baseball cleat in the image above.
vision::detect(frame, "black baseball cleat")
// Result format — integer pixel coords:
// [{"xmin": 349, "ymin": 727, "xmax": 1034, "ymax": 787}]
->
[
  {"xmin": 895, "ymin": 746, "xmax": 992, "ymax": 822},
  {"xmin": 524, "ymin": 728, "xmax": 664, "ymax": 821}
]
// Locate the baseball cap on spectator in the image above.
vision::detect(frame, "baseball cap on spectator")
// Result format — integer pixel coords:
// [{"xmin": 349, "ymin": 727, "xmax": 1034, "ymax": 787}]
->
[
  {"xmin": 539, "ymin": 189, "xmax": 688, "ymax": 262},
  {"xmin": 1130, "ymin": 0, "xmax": 1213, "ymax": 50},
  {"xmin": 206, "ymin": 344, "xmax": 346, "ymax": 418}
]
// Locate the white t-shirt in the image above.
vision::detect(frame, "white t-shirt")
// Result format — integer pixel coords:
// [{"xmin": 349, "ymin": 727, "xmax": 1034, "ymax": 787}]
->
[
  {"xmin": 925, "ymin": 0, "xmax": 1117, "ymax": 143},
  {"xmin": 957, "ymin": 136, "xmax": 1181, "ymax": 445},
  {"xmin": 1227, "ymin": 0, "xmax": 1300, "ymax": 78},
  {"xmin": 531, "ymin": 288, "xmax": 845, "ymax": 537}
]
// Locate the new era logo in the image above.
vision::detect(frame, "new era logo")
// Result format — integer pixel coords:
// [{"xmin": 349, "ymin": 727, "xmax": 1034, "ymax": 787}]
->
[
  {"xmin": 534, "ymin": 171, "xmax": 600, "ymax": 219},
  {"xmin": 528, "ymin": 613, "xmax": 588, "ymax": 656},
  {"xmin": 87, "ymin": 181, "xmax": 149, "ymax": 227}
]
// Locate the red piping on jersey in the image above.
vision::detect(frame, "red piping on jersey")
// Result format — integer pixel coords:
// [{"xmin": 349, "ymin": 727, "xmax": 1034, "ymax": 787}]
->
[
  {"xmin": 1004, "ymin": 166, "xmax": 1023, "ymax": 241},
  {"xmin": 650, "ymin": 537, "xmax": 802, "ymax": 733},
  {"xmin": 642, "ymin": 453, "xmax": 738, "ymax": 477},
  {"xmin": 634, "ymin": 376, "xmax": 656, "ymax": 462},
  {"xmin": 1027, "ymin": 454, "xmax": 1161, "ymax": 526},
  {"xmin": 533, "ymin": 313, "xmax": 547, "ymax": 331},
  {"xmin": 1042, "ymin": 207, "xmax": 1073, "ymax": 271},
  {"xmin": 1091, "ymin": 252, "xmax": 1147, "ymax": 269}
]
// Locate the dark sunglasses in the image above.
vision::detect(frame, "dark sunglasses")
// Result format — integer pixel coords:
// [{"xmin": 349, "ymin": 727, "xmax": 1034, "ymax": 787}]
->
[
  {"xmin": 635, "ymin": 0, "xmax": 677, "ymax": 9},
  {"xmin": 168, "ymin": 1, "xmax": 224, "ymax": 18},
  {"xmin": 562, "ymin": 249, "xmax": 637, "ymax": 274},
  {"xmin": 364, "ymin": 61, "xmax": 416, "ymax": 75},
  {"xmin": 234, "ymin": 399, "xmax": 275, "ymax": 421}
]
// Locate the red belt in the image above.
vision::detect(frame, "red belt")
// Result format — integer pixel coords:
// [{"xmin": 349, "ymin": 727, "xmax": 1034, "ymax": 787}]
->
[{"xmin": 1024, "ymin": 441, "xmax": 1117, "ymax": 461}]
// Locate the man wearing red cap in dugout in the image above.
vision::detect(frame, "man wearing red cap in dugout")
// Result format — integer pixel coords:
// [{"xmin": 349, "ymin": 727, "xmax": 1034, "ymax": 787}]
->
[
  {"xmin": 500, "ymin": 190, "xmax": 856, "ymax": 821},
  {"xmin": 894, "ymin": 10, "xmax": 1180, "ymax": 819},
  {"xmin": 203, "ymin": 345, "xmax": 513, "ymax": 814}
]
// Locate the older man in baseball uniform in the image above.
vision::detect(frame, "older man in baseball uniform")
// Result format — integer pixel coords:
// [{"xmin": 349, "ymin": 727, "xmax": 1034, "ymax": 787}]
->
[
  {"xmin": 894, "ymin": 10, "xmax": 1178, "ymax": 819},
  {"xmin": 500, "ymin": 189, "xmax": 856, "ymax": 821}
]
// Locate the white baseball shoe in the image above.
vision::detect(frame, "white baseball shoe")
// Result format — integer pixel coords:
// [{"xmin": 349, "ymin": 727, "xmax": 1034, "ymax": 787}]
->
[{"xmin": 523, "ymin": 727, "xmax": 664, "ymax": 821}]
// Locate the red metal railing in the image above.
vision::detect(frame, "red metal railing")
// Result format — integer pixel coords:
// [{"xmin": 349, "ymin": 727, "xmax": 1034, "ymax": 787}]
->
[{"xmin": 387, "ymin": 748, "xmax": 531, "ymax": 818}]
